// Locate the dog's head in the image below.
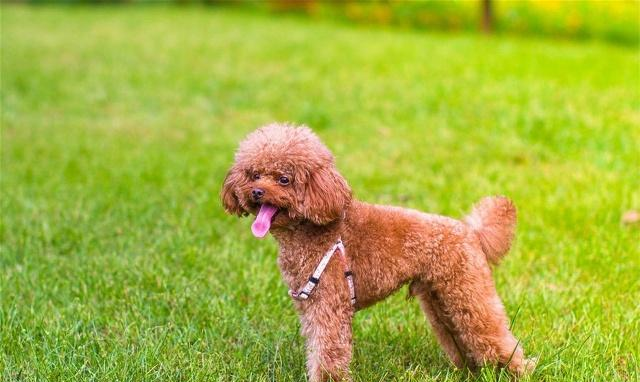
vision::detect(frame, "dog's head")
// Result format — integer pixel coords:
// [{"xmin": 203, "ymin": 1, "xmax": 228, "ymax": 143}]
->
[{"xmin": 221, "ymin": 123, "xmax": 351, "ymax": 237}]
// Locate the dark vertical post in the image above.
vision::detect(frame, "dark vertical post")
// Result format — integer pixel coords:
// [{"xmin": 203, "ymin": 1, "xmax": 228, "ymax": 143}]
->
[{"xmin": 481, "ymin": 0, "xmax": 494, "ymax": 33}]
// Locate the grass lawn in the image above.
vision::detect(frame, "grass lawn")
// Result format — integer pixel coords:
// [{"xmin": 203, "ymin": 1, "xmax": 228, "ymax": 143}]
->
[{"xmin": 1, "ymin": 5, "xmax": 639, "ymax": 381}]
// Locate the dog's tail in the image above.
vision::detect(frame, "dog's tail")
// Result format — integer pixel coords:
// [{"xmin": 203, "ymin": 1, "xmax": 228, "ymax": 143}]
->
[{"xmin": 464, "ymin": 196, "xmax": 517, "ymax": 265}]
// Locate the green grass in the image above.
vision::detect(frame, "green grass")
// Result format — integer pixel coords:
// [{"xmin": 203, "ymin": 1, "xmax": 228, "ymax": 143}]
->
[{"xmin": 1, "ymin": 5, "xmax": 639, "ymax": 381}]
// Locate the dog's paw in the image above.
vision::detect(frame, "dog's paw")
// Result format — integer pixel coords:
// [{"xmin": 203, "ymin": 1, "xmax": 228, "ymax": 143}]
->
[{"xmin": 520, "ymin": 356, "xmax": 538, "ymax": 376}]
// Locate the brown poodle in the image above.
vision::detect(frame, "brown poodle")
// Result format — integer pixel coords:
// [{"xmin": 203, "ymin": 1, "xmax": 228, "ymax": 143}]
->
[{"xmin": 221, "ymin": 123, "xmax": 535, "ymax": 381}]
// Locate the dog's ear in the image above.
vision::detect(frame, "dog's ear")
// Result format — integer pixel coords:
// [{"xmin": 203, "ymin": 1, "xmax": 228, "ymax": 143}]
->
[
  {"xmin": 221, "ymin": 165, "xmax": 244, "ymax": 216},
  {"xmin": 300, "ymin": 166, "xmax": 351, "ymax": 225}
]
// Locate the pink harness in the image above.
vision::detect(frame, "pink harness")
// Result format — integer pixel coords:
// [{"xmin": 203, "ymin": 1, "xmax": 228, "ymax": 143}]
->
[{"xmin": 288, "ymin": 238, "xmax": 356, "ymax": 306}]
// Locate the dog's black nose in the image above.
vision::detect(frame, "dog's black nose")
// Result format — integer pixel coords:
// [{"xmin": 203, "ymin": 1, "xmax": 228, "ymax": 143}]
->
[{"xmin": 252, "ymin": 188, "xmax": 265, "ymax": 200}]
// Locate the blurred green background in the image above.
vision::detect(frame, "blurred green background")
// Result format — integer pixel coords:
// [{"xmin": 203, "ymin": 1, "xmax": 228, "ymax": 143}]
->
[
  {"xmin": 11, "ymin": 0, "xmax": 640, "ymax": 46},
  {"xmin": 1, "ymin": 1, "xmax": 639, "ymax": 381}
]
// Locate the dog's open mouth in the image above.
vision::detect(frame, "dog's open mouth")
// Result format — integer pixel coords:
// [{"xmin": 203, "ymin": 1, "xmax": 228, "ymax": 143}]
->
[{"xmin": 251, "ymin": 203, "xmax": 279, "ymax": 238}]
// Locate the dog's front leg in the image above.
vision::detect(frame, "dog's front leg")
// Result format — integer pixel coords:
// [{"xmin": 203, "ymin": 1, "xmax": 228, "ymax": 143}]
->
[{"xmin": 299, "ymin": 300, "xmax": 353, "ymax": 382}]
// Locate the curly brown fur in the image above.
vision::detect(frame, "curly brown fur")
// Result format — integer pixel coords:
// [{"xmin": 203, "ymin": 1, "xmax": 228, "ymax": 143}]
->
[{"xmin": 222, "ymin": 123, "xmax": 536, "ymax": 381}]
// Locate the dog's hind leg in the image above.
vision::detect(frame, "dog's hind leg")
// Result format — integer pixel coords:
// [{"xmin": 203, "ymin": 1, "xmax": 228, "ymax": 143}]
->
[
  {"xmin": 431, "ymin": 267, "xmax": 535, "ymax": 377},
  {"xmin": 410, "ymin": 280, "xmax": 471, "ymax": 370}
]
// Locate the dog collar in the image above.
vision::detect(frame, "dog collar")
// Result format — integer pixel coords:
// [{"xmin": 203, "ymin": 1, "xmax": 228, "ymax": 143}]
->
[{"xmin": 289, "ymin": 238, "xmax": 356, "ymax": 306}]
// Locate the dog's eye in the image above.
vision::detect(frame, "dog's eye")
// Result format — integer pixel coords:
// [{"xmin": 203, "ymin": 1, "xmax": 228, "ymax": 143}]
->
[
  {"xmin": 252, "ymin": 173, "xmax": 261, "ymax": 180},
  {"xmin": 278, "ymin": 176, "xmax": 290, "ymax": 185}
]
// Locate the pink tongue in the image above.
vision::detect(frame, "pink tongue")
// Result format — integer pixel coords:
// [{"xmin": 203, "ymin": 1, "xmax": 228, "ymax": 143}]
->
[{"xmin": 251, "ymin": 204, "xmax": 278, "ymax": 238}]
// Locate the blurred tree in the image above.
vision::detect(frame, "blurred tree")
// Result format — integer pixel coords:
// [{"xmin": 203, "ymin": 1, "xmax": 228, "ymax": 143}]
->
[
  {"xmin": 481, "ymin": 0, "xmax": 494, "ymax": 33},
  {"xmin": 269, "ymin": 0, "xmax": 315, "ymax": 14}
]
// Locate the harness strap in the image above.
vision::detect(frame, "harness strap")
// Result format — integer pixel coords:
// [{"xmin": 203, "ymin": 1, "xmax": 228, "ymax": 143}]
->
[{"xmin": 289, "ymin": 238, "xmax": 356, "ymax": 306}]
